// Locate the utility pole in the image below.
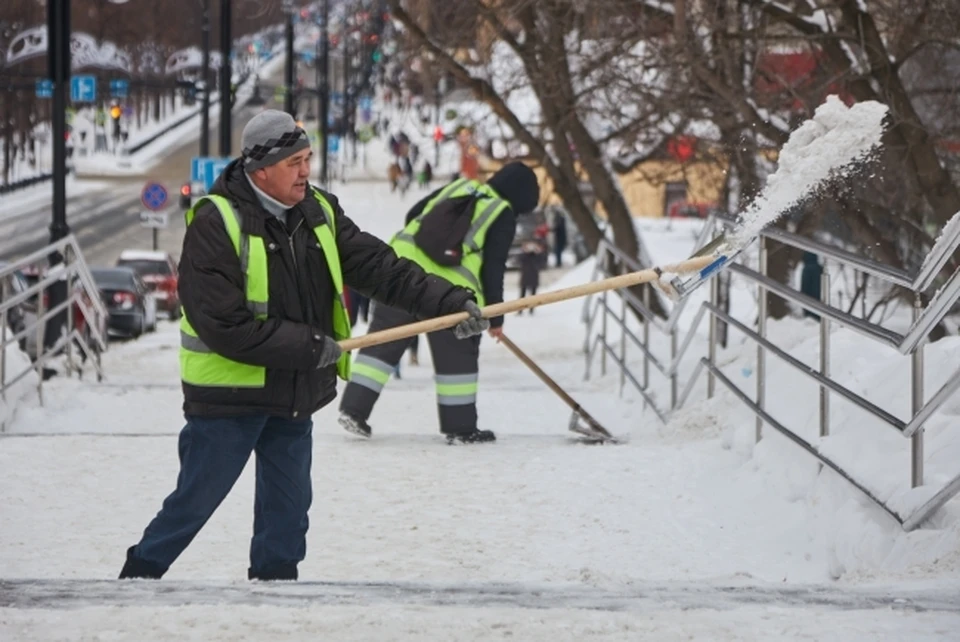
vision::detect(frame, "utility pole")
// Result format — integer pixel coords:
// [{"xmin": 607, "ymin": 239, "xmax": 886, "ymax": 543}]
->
[
  {"xmin": 284, "ymin": 5, "xmax": 295, "ymax": 116},
  {"xmin": 343, "ymin": 17, "xmax": 351, "ymax": 163},
  {"xmin": 218, "ymin": 0, "xmax": 232, "ymax": 156},
  {"xmin": 200, "ymin": 0, "xmax": 211, "ymax": 156},
  {"xmin": 48, "ymin": 0, "xmax": 70, "ymax": 246},
  {"xmin": 319, "ymin": 0, "xmax": 330, "ymax": 186}
]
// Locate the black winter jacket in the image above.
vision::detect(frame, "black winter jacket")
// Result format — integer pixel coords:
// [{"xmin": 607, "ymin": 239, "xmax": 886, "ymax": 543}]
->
[{"xmin": 178, "ymin": 160, "xmax": 475, "ymax": 418}]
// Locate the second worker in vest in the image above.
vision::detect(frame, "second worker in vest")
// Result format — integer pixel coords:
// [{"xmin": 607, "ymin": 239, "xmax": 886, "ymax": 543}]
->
[
  {"xmin": 338, "ymin": 162, "xmax": 541, "ymax": 443},
  {"xmin": 118, "ymin": 111, "xmax": 490, "ymax": 582}
]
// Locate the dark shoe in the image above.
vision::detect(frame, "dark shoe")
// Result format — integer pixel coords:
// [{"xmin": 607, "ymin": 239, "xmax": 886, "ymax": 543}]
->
[
  {"xmin": 339, "ymin": 412, "xmax": 372, "ymax": 438},
  {"xmin": 118, "ymin": 546, "xmax": 166, "ymax": 579},
  {"xmin": 248, "ymin": 563, "xmax": 298, "ymax": 581},
  {"xmin": 446, "ymin": 429, "xmax": 496, "ymax": 444}
]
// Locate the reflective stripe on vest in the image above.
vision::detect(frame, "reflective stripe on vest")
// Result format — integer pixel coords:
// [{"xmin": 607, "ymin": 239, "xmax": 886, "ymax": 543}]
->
[
  {"xmin": 389, "ymin": 179, "xmax": 509, "ymax": 307},
  {"xmin": 179, "ymin": 189, "xmax": 353, "ymax": 389}
]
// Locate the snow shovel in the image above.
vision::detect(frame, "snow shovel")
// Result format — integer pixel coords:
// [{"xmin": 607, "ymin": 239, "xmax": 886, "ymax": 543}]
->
[
  {"xmin": 337, "ymin": 253, "xmax": 720, "ymax": 353},
  {"xmin": 496, "ymin": 332, "xmax": 617, "ymax": 443}
]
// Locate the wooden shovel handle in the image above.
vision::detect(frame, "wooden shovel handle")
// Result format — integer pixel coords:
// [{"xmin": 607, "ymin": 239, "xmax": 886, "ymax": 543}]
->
[{"xmin": 338, "ymin": 254, "xmax": 716, "ymax": 352}]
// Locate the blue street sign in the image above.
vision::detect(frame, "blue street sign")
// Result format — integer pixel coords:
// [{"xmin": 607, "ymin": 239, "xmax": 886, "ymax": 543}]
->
[
  {"xmin": 36, "ymin": 79, "xmax": 53, "ymax": 99},
  {"xmin": 110, "ymin": 79, "xmax": 129, "ymax": 99},
  {"xmin": 141, "ymin": 182, "xmax": 169, "ymax": 212},
  {"xmin": 202, "ymin": 158, "xmax": 231, "ymax": 193},
  {"xmin": 328, "ymin": 135, "xmax": 340, "ymax": 153},
  {"xmin": 190, "ymin": 157, "xmax": 206, "ymax": 184},
  {"xmin": 71, "ymin": 75, "xmax": 97, "ymax": 103}
]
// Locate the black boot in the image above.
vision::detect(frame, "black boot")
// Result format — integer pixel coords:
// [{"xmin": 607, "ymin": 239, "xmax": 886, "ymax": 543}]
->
[
  {"xmin": 118, "ymin": 546, "xmax": 166, "ymax": 580},
  {"xmin": 248, "ymin": 563, "xmax": 298, "ymax": 581},
  {"xmin": 446, "ymin": 429, "xmax": 496, "ymax": 444},
  {"xmin": 339, "ymin": 412, "xmax": 372, "ymax": 438}
]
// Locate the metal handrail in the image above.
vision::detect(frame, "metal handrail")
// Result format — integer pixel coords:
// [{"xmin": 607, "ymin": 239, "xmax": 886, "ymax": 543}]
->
[
  {"xmin": 1, "ymin": 234, "xmax": 108, "ymax": 423},
  {"xmin": 582, "ymin": 213, "xmax": 960, "ymax": 531}
]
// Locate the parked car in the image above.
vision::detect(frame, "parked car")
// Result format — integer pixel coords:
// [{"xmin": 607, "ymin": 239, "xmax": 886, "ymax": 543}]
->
[
  {"xmin": 115, "ymin": 249, "xmax": 180, "ymax": 318},
  {"xmin": 5, "ymin": 263, "xmax": 108, "ymax": 361},
  {"xmin": 91, "ymin": 267, "xmax": 158, "ymax": 338}
]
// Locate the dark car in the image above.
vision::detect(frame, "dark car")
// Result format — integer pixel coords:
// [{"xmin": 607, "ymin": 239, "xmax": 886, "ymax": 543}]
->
[
  {"xmin": 91, "ymin": 267, "xmax": 158, "ymax": 338},
  {"xmin": 116, "ymin": 249, "xmax": 180, "ymax": 319}
]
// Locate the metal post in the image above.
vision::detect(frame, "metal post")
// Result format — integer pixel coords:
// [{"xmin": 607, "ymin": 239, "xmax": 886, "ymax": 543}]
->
[
  {"xmin": 35, "ymin": 281, "xmax": 46, "ymax": 406},
  {"xmin": 319, "ymin": 0, "xmax": 330, "ymax": 186},
  {"xmin": 284, "ymin": 8, "xmax": 295, "ymax": 116},
  {"xmin": 642, "ymin": 285, "xmax": 650, "ymax": 391},
  {"xmin": 200, "ymin": 0, "xmax": 211, "ymax": 156},
  {"xmin": 152, "ymin": 227, "xmax": 159, "ymax": 251},
  {"xmin": 218, "ymin": 0, "xmax": 232, "ymax": 156},
  {"xmin": 1, "ymin": 278, "xmax": 7, "ymax": 402},
  {"xmin": 48, "ymin": 0, "xmax": 70, "ymax": 246},
  {"xmin": 707, "ymin": 276, "xmax": 718, "ymax": 398},
  {"xmin": 600, "ymin": 290, "xmax": 608, "ymax": 376},
  {"xmin": 65, "ymin": 265, "xmax": 74, "ymax": 375},
  {"xmin": 911, "ymin": 294, "xmax": 925, "ymax": 488},
  {"xmin": 619, "ymin": 285, "xmax": 626, "ymax": 396},
  {"xmin": 819, "ymin": 268, "xmax": 831, "ymax": 438},
  {"xmin": 434, "ymin": 77, "xmax": 442, "ymax": 167},
  {"xmin": 670, "ymin": 325, "xmax": 678, "ymax": 410},
  {"xmin": 756, "ymin": 237, "xmax": 768, "ymax": 442}
]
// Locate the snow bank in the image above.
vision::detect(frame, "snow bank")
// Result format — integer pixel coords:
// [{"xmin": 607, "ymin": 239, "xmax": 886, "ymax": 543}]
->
[{"xmin": 0, "ymin": 328, "xmax": 38, "ymax": 432}]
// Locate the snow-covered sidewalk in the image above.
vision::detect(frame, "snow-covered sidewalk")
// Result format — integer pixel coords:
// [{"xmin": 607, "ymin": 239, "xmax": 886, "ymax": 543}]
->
[{"xmin": 1, "ymin": 183, "xmax": 958, "ymax": 640}]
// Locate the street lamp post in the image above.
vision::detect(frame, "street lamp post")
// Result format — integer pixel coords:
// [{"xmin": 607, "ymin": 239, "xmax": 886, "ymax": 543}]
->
[
  {"xmin": 218, "ymin": 0, "xmax": 232, "ymax": 156},
  {"xmin": 47, "ymin": 0, "xmax": 70, "ymax": 247},
  {"xmin": 200, "ymin": 0, "xmax": 211, "ymax": 156},
  {"xmin": 319, "ymin": 0, "xmax": 330, "ymax": 186},
  {"xmin": 284, "ymin": 2, "xmax": 295, "ymax": 116}
]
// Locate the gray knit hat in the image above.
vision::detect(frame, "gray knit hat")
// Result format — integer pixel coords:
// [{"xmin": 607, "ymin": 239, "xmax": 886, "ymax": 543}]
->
[{"xmin": 241, "ymin": 110, "xmax": 310, "ymax": 172}]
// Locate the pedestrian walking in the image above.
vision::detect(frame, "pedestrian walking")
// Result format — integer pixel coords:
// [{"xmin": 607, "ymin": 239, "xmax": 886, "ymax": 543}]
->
[{"xmin": 118, "ymin": 110, "xmax": 487, "ymax": 581}]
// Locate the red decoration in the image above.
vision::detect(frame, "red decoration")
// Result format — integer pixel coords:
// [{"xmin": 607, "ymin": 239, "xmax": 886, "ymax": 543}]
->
[{"xmin": 667, "ymin": 136, "xmax": 695, "ymax": 163}]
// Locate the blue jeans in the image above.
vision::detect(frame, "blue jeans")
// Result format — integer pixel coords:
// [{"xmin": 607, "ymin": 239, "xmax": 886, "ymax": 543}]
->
[{"xmin": 131, "ymin": 414, "xmax": 313, "ymax": 577}]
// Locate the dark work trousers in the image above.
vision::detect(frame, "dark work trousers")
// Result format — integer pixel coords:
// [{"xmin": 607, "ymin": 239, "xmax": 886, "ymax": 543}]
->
[
  {"xmin": 339, "ymin": 303, "xmax": 481, "ymax": 435},
  {"xmin": 130, "ymin": 414, "xmax": 313, "ymax": 577}
]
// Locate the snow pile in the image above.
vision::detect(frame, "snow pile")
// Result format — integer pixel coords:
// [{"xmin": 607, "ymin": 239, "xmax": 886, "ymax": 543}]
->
[
  {"xmin": 0, "ymin": 327, "xmax": 38, "ymax": 431},
  {"xmin": 729, "ymin": 96, "xmax": 889, "ymax": 248}
]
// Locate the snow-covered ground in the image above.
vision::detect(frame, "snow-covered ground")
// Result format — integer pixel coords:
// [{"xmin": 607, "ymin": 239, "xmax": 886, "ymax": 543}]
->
[{"xmin": 1, "ymin": 182, "xmax": 958, "ymax": 639}]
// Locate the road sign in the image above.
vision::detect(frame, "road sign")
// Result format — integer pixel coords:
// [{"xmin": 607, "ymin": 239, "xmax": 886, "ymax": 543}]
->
[
  {"xmin": 71, "ymin": 75, "xmax": 97, "ymax": 103},
  {"xmin": 141, "ymin": 182, "xmax": 169, "ymax": 212},
  {"xmin": 36, "ymin": 79, "xmax": 53, "ymax": 99},
  {"xmin": 202, "ymin": 158, "xmax": 231, "ymax": 192},
  {"xmin": 110, "ymin": 79, "xmax": 129, "ymax": 99},
  {"xmin": 140, "ymin": 211, "xmax": 169, "ymax": 229}
]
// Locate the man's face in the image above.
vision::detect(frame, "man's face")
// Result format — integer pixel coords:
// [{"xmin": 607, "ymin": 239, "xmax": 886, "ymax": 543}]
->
[{"xmin": 252, "ymin": 148, "xmax": 312, "ymax": 206}]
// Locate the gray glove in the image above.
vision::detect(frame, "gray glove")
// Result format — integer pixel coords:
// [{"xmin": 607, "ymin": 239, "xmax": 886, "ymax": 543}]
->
[
  {"xmin": 453, "ymin": 300, "xmax": 490, "ymax": 339},
  {"xmin": 313, "ymin": 333, "xmax": 343, "ymax": 368}
]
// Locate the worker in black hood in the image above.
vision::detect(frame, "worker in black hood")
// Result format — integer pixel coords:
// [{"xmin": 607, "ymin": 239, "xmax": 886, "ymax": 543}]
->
[{"xmin": 339, "ymin": 161, "xmax": 541, "ymax": 444}]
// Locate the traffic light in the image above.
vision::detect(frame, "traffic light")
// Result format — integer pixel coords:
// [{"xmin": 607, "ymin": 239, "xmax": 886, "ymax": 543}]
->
[
  {"xmin": 110, "ymin": 105, "xmax": 122, "ymax": 139},
  {"xmin": 180, "ymin": 183, "xmax": 192, "ymax": 209}
]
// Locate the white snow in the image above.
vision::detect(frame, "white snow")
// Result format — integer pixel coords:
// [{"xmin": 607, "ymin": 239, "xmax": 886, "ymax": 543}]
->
[
  {"xmin": 1, "ymin": 182, "xmax": 958, "ymax": 639},
  {"xmin": 729, "ymin": 96, "xmax": 889, "ymax": 248}
]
